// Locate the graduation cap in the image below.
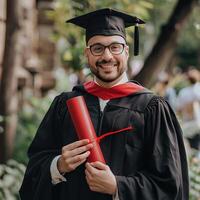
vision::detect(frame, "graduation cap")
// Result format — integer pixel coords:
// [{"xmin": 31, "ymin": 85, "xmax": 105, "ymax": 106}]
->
[{"xmin": 66, "ymin": 8, "xmax": 145, "ymax": 55}]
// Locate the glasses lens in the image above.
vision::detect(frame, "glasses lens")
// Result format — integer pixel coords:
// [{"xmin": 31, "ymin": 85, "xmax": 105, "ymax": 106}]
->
[
  {"xmin": 110, "ymin": 43, "xmax": 124, "ymax": 54},
  {"xmin": 91, "ymin": 44, "xmax": 104, "ymax": 55}
]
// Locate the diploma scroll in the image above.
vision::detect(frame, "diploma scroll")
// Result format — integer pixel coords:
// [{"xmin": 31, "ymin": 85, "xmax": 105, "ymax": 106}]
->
[{"xmin": 66, "ymin": 96, "xmax": 105, "ymax": 163}]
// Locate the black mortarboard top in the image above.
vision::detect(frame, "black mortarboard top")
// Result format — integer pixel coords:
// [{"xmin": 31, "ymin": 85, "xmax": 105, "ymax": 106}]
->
[{"xmin": 66, "ymin": 8, "xmax": 145, "ymax": 55}]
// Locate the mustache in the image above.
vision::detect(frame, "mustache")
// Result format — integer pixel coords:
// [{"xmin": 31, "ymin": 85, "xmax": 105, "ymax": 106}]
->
[{"xmin": 96, "ymin": 60, "xmax": 118, "ymax": 66}]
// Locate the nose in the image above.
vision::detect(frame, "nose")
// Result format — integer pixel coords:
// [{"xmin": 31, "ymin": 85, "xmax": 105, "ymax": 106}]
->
[{"xmin": 102, "ymin": 47, "xmax": 113, "ymax": 60}]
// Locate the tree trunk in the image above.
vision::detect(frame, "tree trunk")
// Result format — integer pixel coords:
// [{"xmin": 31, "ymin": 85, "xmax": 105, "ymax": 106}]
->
[
  {"xmin": 0, "ymin": 0, "xmax": 6, "ymax": 74},
  {"xmin": 0, "ymin": 0, "xmax": 19, "ymax": 163},
  {"xmin": 134, "ymin": 0, "xmax": 198, "ymax": 87}
]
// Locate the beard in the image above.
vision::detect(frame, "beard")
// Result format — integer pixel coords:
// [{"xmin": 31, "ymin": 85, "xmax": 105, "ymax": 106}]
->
[
  {"xmin": 89, "ymin": 60, "xmax": 125, "ymax": 83},
  {"xmin": 92, "ymin": 69, "xmax": 124, "ymax": 83}
]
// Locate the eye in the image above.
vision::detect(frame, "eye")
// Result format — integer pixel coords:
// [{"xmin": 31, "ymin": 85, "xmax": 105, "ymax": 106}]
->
[
  {"xmin": 110, "ymin": 43, "xmax": 123, "ymax": 52},
  {"xmin": 91, "ymin": 44, "xmax": 104, "ymax": 53}
]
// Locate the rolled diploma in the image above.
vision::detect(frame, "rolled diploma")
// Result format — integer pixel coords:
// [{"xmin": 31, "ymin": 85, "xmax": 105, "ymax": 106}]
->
[{"xmin": 66, "ymin": 96, "xmax": 105, "ymax": 163}]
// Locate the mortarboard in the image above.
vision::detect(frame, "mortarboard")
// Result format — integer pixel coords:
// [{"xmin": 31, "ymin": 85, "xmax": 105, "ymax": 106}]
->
[{"xmin": 66, "ymin": 8, "xmax": 145, "ymax": 55}]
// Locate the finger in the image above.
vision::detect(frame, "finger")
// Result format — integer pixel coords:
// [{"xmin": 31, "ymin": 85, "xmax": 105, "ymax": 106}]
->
[
  {"xmin": 85, "ymin": 169, "xmax": 93, "ymax": 181},
  {"xmin": 67, "ymin": 151, "xmax": 90, "ymax": 164},
  {"xmin": 85, "ymin": 162, "xmax": 98, "ymax": 174},
  {"xmin": 88, "ymin": 185, "xmax": 101, "ymax": 193},
  {"xmin": 62, "ymin": 143, "xmax": 92, "ymax": 161},
  {"xmin": 69, "ymin": 143, "xmax": 93, "ymax": 157},
  {"xmin": 85, "ymin": 175, "xmax": 96, "ymax": 189},
  {"xmin": 63, "ymin": 139, "xmax": 90, "ymax": 151},
  {"xmin": 66, "ymin": 157, "xmax": 87, "ymax": 172},
  {"xmin": 90, "ymin": 161, "xmax": 108, "ymax": 170},
  {"xmin": 72, "ymin": 157, "xmax": 87, "ymax": 169}
]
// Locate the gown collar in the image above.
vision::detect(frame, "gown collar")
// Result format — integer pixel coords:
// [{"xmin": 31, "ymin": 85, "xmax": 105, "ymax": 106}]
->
[{"xmin": 83, "ymin": 79, "xmax": 144, "ymax": 100}]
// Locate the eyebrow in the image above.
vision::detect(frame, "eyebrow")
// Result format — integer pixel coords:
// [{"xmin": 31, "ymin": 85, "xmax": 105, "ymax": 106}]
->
[{"xmin": 88, "ymin": 41, "xmax": 126, "ymax": 46}]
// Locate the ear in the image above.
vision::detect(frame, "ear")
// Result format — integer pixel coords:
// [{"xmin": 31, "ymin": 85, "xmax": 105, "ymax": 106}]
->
[
  {"xmin": 84, "ymin": 48, "xmax": 89, "ymax": 58},
  {"xmin": 125, "ymin": 45, "xmax": 129, "ymax": 58}
]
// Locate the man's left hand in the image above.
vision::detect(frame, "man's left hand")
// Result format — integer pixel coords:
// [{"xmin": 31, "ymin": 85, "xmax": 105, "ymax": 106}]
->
[{"xmin": 85, "ymin": 161, "xmax": 117, "ymax": 195}]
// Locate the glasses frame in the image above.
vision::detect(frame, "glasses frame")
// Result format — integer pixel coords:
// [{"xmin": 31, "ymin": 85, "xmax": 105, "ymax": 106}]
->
[{"xmin": 86, "ymin": 42, "xmax": 126, "ymax": 56}]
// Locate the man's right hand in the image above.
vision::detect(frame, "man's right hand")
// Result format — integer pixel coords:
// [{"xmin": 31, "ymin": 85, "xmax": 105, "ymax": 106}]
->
[{"xmin": 57, "ymin": 139, "xmax": 93, "ymax": 173}]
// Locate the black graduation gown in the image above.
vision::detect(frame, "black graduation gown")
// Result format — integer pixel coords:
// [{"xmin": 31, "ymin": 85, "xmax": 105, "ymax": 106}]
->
[{"xmin": 19, "ymin": 83, "xmax": 189, "ymax": 200}]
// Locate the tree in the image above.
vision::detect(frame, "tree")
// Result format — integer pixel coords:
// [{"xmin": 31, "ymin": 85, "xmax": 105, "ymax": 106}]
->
[
  {"xmin": 0, "ymin": 0, "xmax": 20, "ymax": 163},
  {"xmin": 134, "ymin": 0, "xmax": 199, "ymax": 87}
]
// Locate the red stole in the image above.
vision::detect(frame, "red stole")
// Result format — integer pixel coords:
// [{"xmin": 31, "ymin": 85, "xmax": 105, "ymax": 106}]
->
[{"xmin": 83, "ymin": 81, "xmax": 144, "ymax": 100}]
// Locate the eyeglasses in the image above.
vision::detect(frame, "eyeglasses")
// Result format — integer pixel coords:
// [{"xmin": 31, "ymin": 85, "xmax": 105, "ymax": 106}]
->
[{"xmin": 87, "ymin": 42, "xmax": 126, "ymax": 56}]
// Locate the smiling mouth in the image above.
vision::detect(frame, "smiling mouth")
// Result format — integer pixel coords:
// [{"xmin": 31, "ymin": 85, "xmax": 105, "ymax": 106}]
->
[{"xmin": 97, "ymin": 63, "xmax": 118, "ymax": 69}]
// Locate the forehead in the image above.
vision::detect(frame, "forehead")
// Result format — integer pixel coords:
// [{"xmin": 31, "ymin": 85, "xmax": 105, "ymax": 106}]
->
[{"xmin": 87, "ymin": 35, "xmax": 126, "ymax": 45}]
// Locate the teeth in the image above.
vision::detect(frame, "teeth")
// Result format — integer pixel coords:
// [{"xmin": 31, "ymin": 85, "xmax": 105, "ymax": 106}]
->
[
  {"xmin": 101, "ymin": 65, "xmax": 114, "ymax": 68},
  {"xmin": 102, "ymin": 64, "xmax": 116, "ymax": 67},
  {"xmin": 97, "ymin": 63, "xmax": 117, "ymax": 69}
]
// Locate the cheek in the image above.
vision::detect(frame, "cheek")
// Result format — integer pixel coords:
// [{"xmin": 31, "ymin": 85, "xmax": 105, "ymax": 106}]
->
[
  {"xmin": 85, "ymin": 51, "xmax": 94, "ymax": 64},
  {"xmin": 118, "ymin": 55, "xmax": 128, "ymax": 65},
  {"xmin": 88, "ymin": 56, "xmax": 98, "ymax": 66},
  {"xmin": 88, "ymin": 57, "xmax": 94, "ymax": 65},
  {"xmin": 124, "ymin": 50, "xmax": 129, "ymax": 60}
]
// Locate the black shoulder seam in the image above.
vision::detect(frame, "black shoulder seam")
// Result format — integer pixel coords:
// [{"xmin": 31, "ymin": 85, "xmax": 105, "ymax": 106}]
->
[
  {"xmin": 114, "ymin": 92, "xmax": 155, "ymax": 113},
  {"xmin": 72, "ymin": 84, "xmax": 85, "ymax": 93},
  {"xmin": 145, "ymin": 95, "xmax": 166, "ymax": 109}
]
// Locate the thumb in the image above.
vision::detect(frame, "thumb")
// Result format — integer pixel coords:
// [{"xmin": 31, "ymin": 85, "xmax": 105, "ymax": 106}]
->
[{"xmin": 90, "ymin": 161, "xmax": 108, "ymax": 170}]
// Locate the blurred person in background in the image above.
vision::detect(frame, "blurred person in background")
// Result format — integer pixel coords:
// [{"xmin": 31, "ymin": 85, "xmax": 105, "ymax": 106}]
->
[
  {"xmin": 176, "ymin": 68, "xmax": 200, "ymax": 151},
  {"xmin": 153, "ymin": 71, "xmax": 177, "ymax": 110}
]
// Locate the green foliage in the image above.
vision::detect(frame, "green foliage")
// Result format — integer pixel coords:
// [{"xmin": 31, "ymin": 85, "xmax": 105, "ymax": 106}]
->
[
  {"xmin": 0, "ymin": 160, "xmax": 25, "ymax": 200},
  {"xmin": 150, "ymin": 1, "xmax": 200, "ymax": 69},
  {"xmin": 13, "ymin": 96, "xmax": 52, "ymax": 165},
  {"xmin": 177, "ymin": 5, "xmax": 200, "ymax": 69},
  {"xmin": 149, "ymin": 0, "xmax": 176, "ymax": 35},
  {"xmin": 61, "ymin": 40, "xmax": 86, "ymax": 71},
  {"xmin": 178, "ymin": 6, "xmax": 200, "ymax": 50},
  {"xmin": 189, "ymin": 152, "xmax": 200, "ymax": 200},
  {"xmin": 13, "ymin": 69, "xmax": 73, "ymax": 165},
  {"xmin": 176, "ymin": 48, "xmax": 199, "ymax": 70}
]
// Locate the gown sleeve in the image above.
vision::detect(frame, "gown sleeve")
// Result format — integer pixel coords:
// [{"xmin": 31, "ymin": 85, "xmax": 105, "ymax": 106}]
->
[
  {"xmin": 19, "ymin": 93, "xmax": 66, "ymax": 200},
  {"xmin": 116, "ymin": 96, "xmax": 189, "ymax": 200}
]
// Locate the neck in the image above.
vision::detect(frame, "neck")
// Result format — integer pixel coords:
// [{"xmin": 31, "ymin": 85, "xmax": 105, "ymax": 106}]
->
[{"xmin": 95, "ymin": 73, "xmax": 128, "ymax": 88}]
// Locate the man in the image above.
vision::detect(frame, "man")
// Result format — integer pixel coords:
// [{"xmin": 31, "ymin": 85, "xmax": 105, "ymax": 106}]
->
[{"xmin": 20, "ymin": 8, "xmax": 189, "ymax": 200}]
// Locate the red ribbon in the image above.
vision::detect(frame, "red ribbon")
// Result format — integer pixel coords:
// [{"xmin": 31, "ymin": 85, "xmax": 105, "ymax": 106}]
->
[{"xmin": 94, "ymin": 126, "xmax": 133, "ymax": 143}]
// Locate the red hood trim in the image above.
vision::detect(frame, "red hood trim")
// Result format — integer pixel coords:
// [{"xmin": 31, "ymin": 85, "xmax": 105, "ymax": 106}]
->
[{"xmin": 83, "ymin": 81, "xmax": 144, "ymax": 100}]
